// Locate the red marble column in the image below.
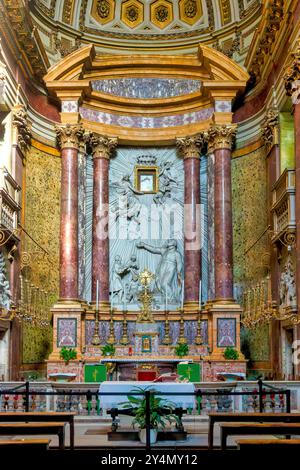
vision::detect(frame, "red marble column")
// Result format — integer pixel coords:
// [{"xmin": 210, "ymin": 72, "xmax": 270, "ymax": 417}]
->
[
  {"xmin": 284, "ymin": 52, "xmax": 300, "ymax": 378},
  {"xmin": 90, "ymin": 135, "xmax": 117, "ymax": 303},
  {"xmin": 294, "ymin": 102, "xmax": 300, "ymax": 378},
  {"xmin": 56, "ymin": 124, "xmax": 84, "ymax": 300},
  {"xmin": 177, "ymin": 137, "xmax": 203, "ymax": 305},
  {"xmin": 208, "ymin": 125, "xmax": 236, "ymax": 301}
]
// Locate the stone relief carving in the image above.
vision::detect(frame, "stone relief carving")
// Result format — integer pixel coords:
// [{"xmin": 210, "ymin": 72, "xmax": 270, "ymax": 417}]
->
[
  {"xmin": 137, "ymin": 239, "xmax": 183, "ymax": 302},
  {"xmin": 108, "ymin": 147, "xmax": 184, "ymax": 308},
  {"xmin": 153, "ymin": 161, "xmax": 177, "ymax": 206},
  {"xmin": 279, "ymin": 255, "xmax": 297, "ymax": 308},
  {"xmin": 111, "ymin": 174, "xmax": 144, "ymax": 225},
  {"xmin": 0, "ymin": 252, "xmax": 11, "ymax": 310}
]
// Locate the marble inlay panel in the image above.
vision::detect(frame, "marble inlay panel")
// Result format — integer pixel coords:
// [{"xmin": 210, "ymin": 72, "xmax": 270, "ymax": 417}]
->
[
  {"xmin": 80, "ymin": 107, "xmax": 214, "ymax": 128},
  {"xmin": 92, "ymin": 78, "xmax": 201, "ymax": 99}
]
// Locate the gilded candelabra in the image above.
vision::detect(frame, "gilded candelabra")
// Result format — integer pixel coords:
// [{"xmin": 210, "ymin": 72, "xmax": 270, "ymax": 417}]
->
[
  {"xmin": 91, "ymin": 306, "xmax": 101, "ymax": 346},
  {"xmin": 106, "ymin": 308, "xmax": 116, "ymax": 344},
  {"xmin": 177, "ymin": 308, "xmax": 186, "ymax": 344},
  {"xmin": 163, "ymin": 312, "xmax": 172, "ymax": 345},
  {"xmin": 120, "ymin": 311, "xmax": 129, "ymax": 345},
  {"xmin": 194, "ymin": 310, "xmax": 203, "ymax": 345},
  {"xmin": 137, "ymin": 269, "xmax": 155, "ymax": 323}
]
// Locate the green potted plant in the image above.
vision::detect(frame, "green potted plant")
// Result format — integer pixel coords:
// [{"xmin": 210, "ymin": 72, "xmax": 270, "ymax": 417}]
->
[
  {"xmin": 223, "ymin": 346, "xmax": 239, "ymax": 360},
  {"xmin": 59, "ymin": 346, "xmax": 77, "ymax": 365},
  {"xmin": 174, "ymin": 342, "xmax": 189, "ymax": 357},
  {"xmin": 121, "ymin": 387, "xmax": 180, "ymax": 444},
  {"xmin": 101, "ymin": 344, "xmax": 116, "ymax": 357}
]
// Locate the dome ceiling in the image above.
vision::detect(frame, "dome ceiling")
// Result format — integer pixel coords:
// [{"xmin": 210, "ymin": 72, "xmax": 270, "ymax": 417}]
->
[{"xmin": 31, "ymin": 0, "xmax": 261, "ymax": 53}]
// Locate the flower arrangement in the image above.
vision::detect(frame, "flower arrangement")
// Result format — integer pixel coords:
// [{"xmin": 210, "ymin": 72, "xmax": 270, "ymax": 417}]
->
[
  {"xmin": 223, "ymin": 346, "xmax": 239, "ymax": 360},
  {"xmin": 59, "ymin": 347, "xmax": 77, "ymax": 364}
]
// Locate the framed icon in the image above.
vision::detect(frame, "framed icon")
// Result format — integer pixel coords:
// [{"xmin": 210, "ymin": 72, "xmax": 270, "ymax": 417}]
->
[{"xmin": 134, "ymin": 166, "xmax": 158, "ymax": 194}]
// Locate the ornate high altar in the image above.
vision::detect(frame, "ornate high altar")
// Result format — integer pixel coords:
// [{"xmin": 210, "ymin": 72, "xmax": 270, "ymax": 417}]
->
[{"xmin": 45, "ymin": 44, "xmax": 248, "ymax": 382}]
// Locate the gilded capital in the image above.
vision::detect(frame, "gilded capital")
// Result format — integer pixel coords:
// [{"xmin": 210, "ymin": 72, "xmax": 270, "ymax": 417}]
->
[
  {"xmin": 206, "ymin": 124, "xmax": 236, "ymax": 152},
  {"xmin": 12, "ymin": 105, "xmax": 31, "ymax": 152},
  {"xmin": 55, "ymin": 123, "xmax": 85, "ymax": 150},
  {"xmin": 88, "ymin": 133, "xmax": 118, "ymax": 159},
  {"xmin": 261, "ymin": 109, "xmax": 279, "ymax": 151},
  {"xmin": 176, "ymin": 134, "xmax": 206, "ymax": 159}
]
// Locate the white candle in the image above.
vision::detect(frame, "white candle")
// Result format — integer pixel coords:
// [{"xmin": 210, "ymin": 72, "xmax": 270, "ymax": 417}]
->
[
  {"xmin": 199, "ymin": 280, "xmax": 202, "ymax": 309},
  {"xmin": 165, "ymin": 287, "xmax": 168, "ymax": 312},
  {"xmin": 181, "ymin": 280, "xmax": 184, "ymax": 309},
  {"xmin": 96, "ymin": 280, "xmax": 99, "ymax": 311}
]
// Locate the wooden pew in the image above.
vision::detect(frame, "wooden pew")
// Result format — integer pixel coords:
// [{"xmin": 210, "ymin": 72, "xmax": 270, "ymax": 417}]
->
[
  {"xmin": 208, "ymin": 412, "xmax": 300, "ymax": 449},
  {"xmin": 0, "ymin": 439, "xmax": 50, "ymax": 450},
  {"xmin": 236, "ymin": 438, "xmax": 300, "ymax": 450},
  {"xmin": 0, "ymin": 412, "xmax": 76, "ymax": 449},
  {"xmin": 0, "ymin": 422, "xmax": 66, "ymax": 450},
  {"xmin": 220, "ymin": 422, "xmax": 300, "ymax": 450}
]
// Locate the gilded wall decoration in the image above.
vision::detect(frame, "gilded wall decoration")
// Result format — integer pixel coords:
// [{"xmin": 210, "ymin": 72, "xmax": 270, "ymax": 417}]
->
[
  {"xmin": 150, "ymin": 0, "xmax": 173, "ymax": 29},
  {"xmin": 22, "ymin": 147, "xmax": 61, "ymax": 363},
  {"xmin": 62, "ymin": 0, "xmax": 75, "ymax": 25},
  {"xmin": 91, "ymin": 0, "xmax": 115, "ymax": 25},
  {"xmin": 219, "ymin": 0, "xmax": 231, "ymax": 25},
  {"xmin": 232, "ymin": 146, "xmax": 270, "ymax": 362},
  {"xmin": 121, "ymin": 0, "xmax": 144, "ymax": 29},
  {"xmin": 179, "ymin": 0, "xmax": 203, "ymax": 26}
]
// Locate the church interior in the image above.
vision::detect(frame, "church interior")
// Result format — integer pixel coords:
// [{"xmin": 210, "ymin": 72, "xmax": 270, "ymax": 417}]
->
[{"xmin": 1, "ymin": 0, "xmax": 300, "ymax": 454}]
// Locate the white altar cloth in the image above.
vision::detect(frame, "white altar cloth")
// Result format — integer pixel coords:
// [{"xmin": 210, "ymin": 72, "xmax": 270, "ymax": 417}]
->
[{"xmin": 99, "ymin": 381, "xmax": 196, "ymax": 410}]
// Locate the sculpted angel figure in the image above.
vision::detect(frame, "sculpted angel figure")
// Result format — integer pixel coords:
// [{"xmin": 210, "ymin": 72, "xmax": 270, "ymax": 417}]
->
[
  {"xmin": 111, "ymin": 174, "xmax": 144, "ymax": 225},
  {"xmin": 153, "ymin": 161, "xmax": 177, "ymax": 205}
]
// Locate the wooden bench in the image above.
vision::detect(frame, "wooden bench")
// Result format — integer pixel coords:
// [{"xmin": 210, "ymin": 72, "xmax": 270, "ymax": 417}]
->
[
  {"xmin": 208, "ymin": 412, "xmax": 300, "ymax": 449},
  {"xmin": 0, "ymin": 439, "xmax": 50, "ymax": 450},
  {"xmin": 220, "ymin": 423, "xmax": 300, "ymax": 450},
  {"xmin": 236, "ymin": 439, "xmax": 300, "ymax": 450},
  {"xmin": 0, "ymin": 422, "xmax": 66, "ymax": 450},
  {"xmin": 0, "ymin": 412, "xmax": 76, "ymax": 449}
]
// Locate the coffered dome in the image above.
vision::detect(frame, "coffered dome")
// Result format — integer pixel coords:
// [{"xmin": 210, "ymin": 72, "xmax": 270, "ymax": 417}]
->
[{"xmin": 31, "ymin": 0, "xmax": 261, "ymax": 61}]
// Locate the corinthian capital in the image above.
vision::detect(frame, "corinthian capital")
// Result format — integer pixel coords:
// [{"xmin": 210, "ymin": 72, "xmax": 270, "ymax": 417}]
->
[
  {"xmin": 55, "ymin": 123, "xmax": 85, "ymax": 150},
  {"xmin": 284, "ymin": 42, "xmax": 300, "ymax": 102},
  {"xmin": 87, "ymin": 133, "xmax": 118, "ymax": 159},
  {"xmin": 261, "ymin": 109, "xmax": 279, "ymax": 151},
  {"xmin": 206, "ymin": 124, "xmax": 236, "ymax": 152},
  {"xmin": 176, "ymin": 134, "xmax": 206, "ymax": 159},
  {"xmin": 12, "ymin": 105, "xmax": 31, "ymax": 152}
]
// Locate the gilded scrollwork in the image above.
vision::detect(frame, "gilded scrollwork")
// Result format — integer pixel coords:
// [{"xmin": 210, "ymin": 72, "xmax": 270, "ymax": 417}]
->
[
  {"xmin": 12, "ymin": 106, "xmax": 32, "ymax": 152},
  {"xmin": 284, "ymin": 41, "xmax": 300, "ymax": 103}
]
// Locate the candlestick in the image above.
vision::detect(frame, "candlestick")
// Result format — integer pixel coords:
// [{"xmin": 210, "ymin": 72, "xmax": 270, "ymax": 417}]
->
[{"xmin": 178, "ymin": 308, "xmax": 186, "ymax": 344}]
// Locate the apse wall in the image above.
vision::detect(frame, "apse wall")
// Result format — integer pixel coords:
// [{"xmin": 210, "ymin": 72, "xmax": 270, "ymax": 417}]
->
[
  {"xmin": 232, "ymin": 145, "xmax": 271, "ymax": 376},
  {"xmin": 22, "ymin": 146, "xmax": 60, "ymax": 366}
]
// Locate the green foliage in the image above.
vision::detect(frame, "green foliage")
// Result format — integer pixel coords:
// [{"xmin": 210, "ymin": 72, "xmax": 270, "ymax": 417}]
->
[
  {"xmin": 174, "ymin": 342, "xmax": 189, "ymax": 357},
  {"xmin": 101, "ymin": 344, "xmax": 116, "ymax": 356},
  {"xmin": 59, "ymin": 347, "xmax": 77, "ymax": 364},
  {"xmin": 223, "ymin": 346, "xmax": 239, "ymax": 360},
  {"xmin": 121, "ymin": 387, "xmax": 181, "ymax": 430}
]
